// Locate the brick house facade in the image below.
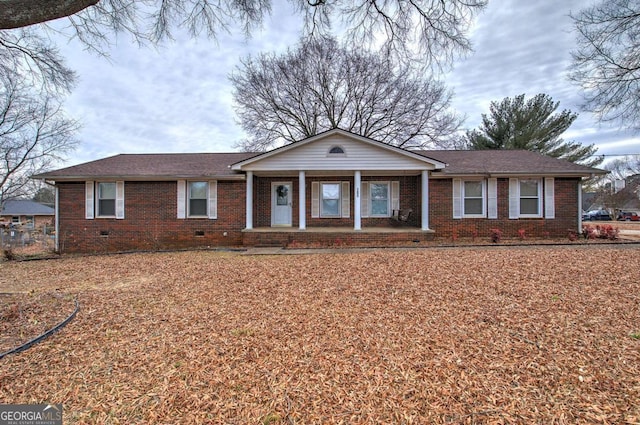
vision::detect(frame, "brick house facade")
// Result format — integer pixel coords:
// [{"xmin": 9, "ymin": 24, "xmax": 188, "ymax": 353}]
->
[{"xmin": 34, "ymin": 129, "xmax": 605, "ymax": 253}]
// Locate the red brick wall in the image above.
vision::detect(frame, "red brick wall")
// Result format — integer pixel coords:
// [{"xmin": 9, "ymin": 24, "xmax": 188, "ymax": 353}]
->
[
  {"xmin": 429, "ymin": 177, "xmax": 581, "ymax": 240},
  {"xmin": 57, "ymin": 181, "xmax": 245, "ymax": 253},
  {"xmin": 57, "ymin": 176, "xmax": 582, "ymax": 253}
]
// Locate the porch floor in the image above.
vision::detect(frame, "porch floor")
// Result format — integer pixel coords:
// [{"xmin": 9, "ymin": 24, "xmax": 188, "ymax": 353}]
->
[
  {"xmin": 242, "ymin": 226, "xmax": 435, "ymax": 248},
  {"xmin": 244, "ymin": 226, "xmax": 433, "ymax": 233}
]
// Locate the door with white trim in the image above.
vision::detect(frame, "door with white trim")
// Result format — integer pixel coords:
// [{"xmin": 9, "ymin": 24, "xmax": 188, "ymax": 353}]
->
[{"xmin": 272, "ymin": 182, "xmax": 292, "ymax": 226}]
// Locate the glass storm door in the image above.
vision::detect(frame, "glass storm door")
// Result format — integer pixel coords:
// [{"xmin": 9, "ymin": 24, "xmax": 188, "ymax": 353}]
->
[{"xmin": 272, "ymin": 182, "xmax": 292, "ymax": 226}]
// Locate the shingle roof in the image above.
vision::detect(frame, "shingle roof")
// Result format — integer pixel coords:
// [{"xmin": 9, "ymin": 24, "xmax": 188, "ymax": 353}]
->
[
  {"xmin": 33, "ymin": 149, "xmax": 606, "ymax": 181},
  {"xmin": 418, "ymin": 150, "xmax": 606, "ymax": 177},
  {"xmin": 33, "ymin": 153, "xmax": 256, "ymax": 180},
  {"xmin": 1, "ymin": 200, "xmax": 55, "ymax": 216}
]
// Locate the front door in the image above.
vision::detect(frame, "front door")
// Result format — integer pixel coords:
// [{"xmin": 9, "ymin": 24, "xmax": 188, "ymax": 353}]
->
[{"xmin": 272, "ymin": 182, "xmax": 292, "ymax": 226}]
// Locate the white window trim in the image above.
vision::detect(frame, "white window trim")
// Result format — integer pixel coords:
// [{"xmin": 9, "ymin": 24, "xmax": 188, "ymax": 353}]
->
[
  {"xmin": 320, "ymin": 182, "xmax": 342, "ymax": 218},
  {"xmin": 188, "ymin": 181, "xmax": 208, "ymax": 218},
  {"xmin": 369, "ymin": 181, "xmax": 391, "ymax": 218},
  {"xmin": 97, "ymin": 182, "xmax": 117, "ymax": 218},
  {"xmin": 462, "ymin": 179, "xmax": 486, "ymax": 218},
  {"xmin": 517, "ymin": 178, "xmax": 543, "ymax": 218},
  {"xmin": 178, "ymin": 180, "xmax": 217, "ymax": 219},
  {"xmin": 90, "ymin": 181, "xmax": 124, "ymax": 219}
]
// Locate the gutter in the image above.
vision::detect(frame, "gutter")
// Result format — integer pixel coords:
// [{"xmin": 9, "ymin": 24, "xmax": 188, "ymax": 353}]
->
[{"xmin": 31, "ymin": 174, "xmax": 247, "ymax": 182}]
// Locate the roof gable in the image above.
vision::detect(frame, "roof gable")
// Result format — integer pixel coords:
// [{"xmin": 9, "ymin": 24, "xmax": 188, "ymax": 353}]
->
[{"xmin": 231, "ymin": 129, "xmax": 446, "ymax": 172}]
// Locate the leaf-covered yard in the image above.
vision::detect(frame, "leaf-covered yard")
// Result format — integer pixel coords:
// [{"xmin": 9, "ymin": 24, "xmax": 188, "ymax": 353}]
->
[{"xmin": 1, "ymin": 246, "xmax": 639, "ymax": 424}]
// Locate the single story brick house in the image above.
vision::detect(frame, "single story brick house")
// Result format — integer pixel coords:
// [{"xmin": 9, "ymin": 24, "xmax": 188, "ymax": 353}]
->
[{"xmin": 33, "ymin": 129, "xmax": 606, "ymax": 253}]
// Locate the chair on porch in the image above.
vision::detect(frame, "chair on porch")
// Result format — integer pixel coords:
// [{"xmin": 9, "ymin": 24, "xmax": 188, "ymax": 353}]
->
[{"xmin": 391, "ymin": 208, "xmax": 413, "ymax": 223}]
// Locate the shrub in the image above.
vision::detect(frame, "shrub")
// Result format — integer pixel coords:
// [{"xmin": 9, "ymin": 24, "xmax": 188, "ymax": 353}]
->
[
  {"xmin": 518, "ymin": 229, "xmax": 526, "ymax": 240},
  {"xmin": 582, "ymin": 224, "xmax": 620, "ymax": 240},
  {"xmin": 490, "ymin": 228, "xmax": 502, "ymax": 243}
]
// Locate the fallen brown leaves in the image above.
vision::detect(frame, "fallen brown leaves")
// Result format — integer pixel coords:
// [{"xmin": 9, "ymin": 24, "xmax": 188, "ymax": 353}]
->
[{"xmin": 1, "ymin": 246, "xmax": 639, "ymax": 424}]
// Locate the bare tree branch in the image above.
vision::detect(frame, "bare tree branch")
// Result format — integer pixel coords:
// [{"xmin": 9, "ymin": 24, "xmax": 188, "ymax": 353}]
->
[
  {"xmin": 1, "ymin": 0, "xmax": 486, "ymax": 69},
  {"xmin": 570, "ymin": 0, "xmax": 640, "ymax": 131},
  {"xmin": 0, "ymin": 76, "xmax": 79, "ymax": 205}
]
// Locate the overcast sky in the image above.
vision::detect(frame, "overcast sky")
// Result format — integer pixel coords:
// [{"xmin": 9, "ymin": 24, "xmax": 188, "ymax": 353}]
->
[{"xmin": 55, "ymin": 0, "xmax": 640, "ymax": 167}]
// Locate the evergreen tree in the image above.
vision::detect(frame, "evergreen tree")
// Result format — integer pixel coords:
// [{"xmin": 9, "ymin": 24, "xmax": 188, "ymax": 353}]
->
[{"xmin": 465, "ymin": 93, "xmax": 602, "ymax": 167}]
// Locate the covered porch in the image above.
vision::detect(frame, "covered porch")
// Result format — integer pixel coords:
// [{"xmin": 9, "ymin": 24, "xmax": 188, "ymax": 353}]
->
[
  {"xmin": 243, "ymin": 226, "xmax": 436, "ymax": 248},
  {"xmin": 229, "ymin": 129, "xmax": 448, "ymax": 245}
]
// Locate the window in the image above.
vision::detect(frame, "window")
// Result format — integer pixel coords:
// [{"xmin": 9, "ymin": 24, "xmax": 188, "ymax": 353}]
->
[
  {"xmin": 453, "ymin": 178, "xmax": 495, "ymax": 219},
  {"xmin": 177, "ymin": 180, "xmax": 217, "ymax": 220},
  {"xmin": 328, "ymin": 146, "xmax": 345, "ymax": 154},
  {"xmin": 85, "ymin": 181, "xmax": 124, "ymax": 220},
  {"xmin": 463, "ymin": 180, "xmax": 485, "ymax": 216},
  {"xmin": 98, "ymin": 182, "xmax": 116, "ymax": 216},
  {"xmin": 11, "ymin": 216, "xmax": 19, "ymax": 224},
  {"xmin": 189, "ymin": 181, "xmax": 208, "ymax": 217},
  {"xmin": 509, "ymin": 177, "xmax": 552, "ymax": 219},
  {"xmin": 321, "ymin": 183, "xmax": 341, "ymax": 217},
  {"xmin": 311, "ymin": 181, "xmax": 350, "ymax": 218},
  {"xmin": 519, "ymin": 179, "xmax": 541, "ymax": 216},
  {"xmin": 370, "ymin": 182, "xmax": 390, "ymax": 217}
]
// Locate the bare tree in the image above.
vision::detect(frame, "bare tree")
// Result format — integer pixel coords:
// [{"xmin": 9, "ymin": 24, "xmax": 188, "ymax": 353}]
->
[
  {"xmin": 0, "ymin": 0, "xmax": 486, "ymax": 70},
  {"xmin": 0, "ymin": 76, "xmax": 79, "ymax": 206},
  {"xmin": 604, "ymin": 155, "xmax": 640, "ymax": 180},
  {"xmin": 570, "ymin": 0, "xmax": 640, "ymax": 131},
  {"xmin": 230, "ymin": 37, "xmax": 463, "ymax": 151}
]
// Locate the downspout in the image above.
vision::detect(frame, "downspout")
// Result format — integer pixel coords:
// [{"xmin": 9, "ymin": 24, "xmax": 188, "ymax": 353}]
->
[
  {"xmin": 54, "ymin": 184, "xmax": 59, "ymax": 252},
  {"xmin": 40, "ymin": 179, "xmax": 58, "ymax": 252}
]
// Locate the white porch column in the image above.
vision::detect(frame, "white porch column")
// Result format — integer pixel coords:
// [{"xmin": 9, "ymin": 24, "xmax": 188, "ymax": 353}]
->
[
  {"xmin": 299, "ymin": 171, "xmax": 306, "ymax": 230},
  {"xmin": 354, "ymin": 171, "xmax": 361, "ymax": 230},
  {"xmin": 421, "ymin": 170, "xmax": 429, "ymax": 230},
  {"xmin": 245, "ymin": 171, "xmax": 253, "ymax": 230}
]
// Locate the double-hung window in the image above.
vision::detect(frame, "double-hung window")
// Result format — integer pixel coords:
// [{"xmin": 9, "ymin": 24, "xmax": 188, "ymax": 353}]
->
[
  {"xmin": 321, "ymin": 183, "xmax": 341, "ymax": 217},
  {"xmin": 463, "ymin": 180, "xmax": 485, "ymax": 217},
  {"xmin": 519, "ymin": 179, "xmax": 541, "ymax": 217},
  {"xmin": 85, "ymin": 181, "xmax": 124, "ymax": 219},
  {"xmin": 370, "ymin": 182, "xmax": 390, "ymax": 217},
  {"xmin": 177, "ymin": 180, "xmax": 217, "ymax": 219},
  {"xmin": 509, "ymin": 177, "xmax": 551, "ymax": 219},
  {"xmin": 453, "ymin": 179, "xmax": 493, "ymax": 219},
  {"xmin": 311, "ymin": 181, "xmax": 350, "ymax": 218},
  {"xmin": 98, "ymin": 182, "xmax": 116, "ymax": 217},
  {"xmin": 188, "ymin": 181, "xmax": 208, "ymax": 217}
]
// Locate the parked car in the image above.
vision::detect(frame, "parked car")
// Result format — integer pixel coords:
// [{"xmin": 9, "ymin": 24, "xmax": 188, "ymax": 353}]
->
[
  {"xmin": 617, "ymin": 211, "xmax": 640, "ymax": 221},
  {"xmin": 585, "ymin": 209, "xmax": 612, "ymax": 221}
]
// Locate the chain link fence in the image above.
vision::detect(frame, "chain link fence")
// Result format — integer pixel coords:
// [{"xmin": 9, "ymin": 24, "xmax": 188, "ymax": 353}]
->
[{"xmin": 1, "ymin": 223, "xmax": 55, "ymax": 254}]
